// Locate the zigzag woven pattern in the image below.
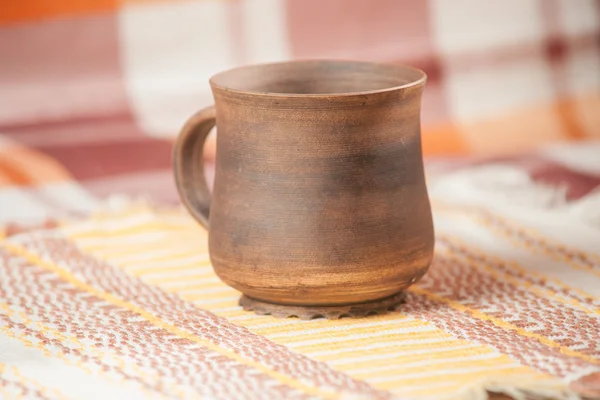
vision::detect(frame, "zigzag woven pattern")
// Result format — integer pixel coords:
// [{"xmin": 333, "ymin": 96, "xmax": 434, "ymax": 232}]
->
[{"xmin": 2, "ymin": 157, "xmax": 600, "ymax": 399}]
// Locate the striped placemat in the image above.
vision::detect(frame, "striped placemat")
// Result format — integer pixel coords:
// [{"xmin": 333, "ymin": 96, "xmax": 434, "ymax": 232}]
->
[{"xmin": 2, "ymin": 171, "xmax": 599, "ymax": 399}]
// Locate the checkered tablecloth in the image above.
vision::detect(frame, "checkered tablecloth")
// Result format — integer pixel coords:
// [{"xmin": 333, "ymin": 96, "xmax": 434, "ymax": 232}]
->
[{"xmin": 1, "ymin": 0, "xmax": 599, "ymax": 229}]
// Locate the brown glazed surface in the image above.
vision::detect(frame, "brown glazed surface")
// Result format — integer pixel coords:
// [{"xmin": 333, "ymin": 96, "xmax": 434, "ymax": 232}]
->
[{"xmin": 173, "ymin": 60, "xmax": 434, "ymax": 306}]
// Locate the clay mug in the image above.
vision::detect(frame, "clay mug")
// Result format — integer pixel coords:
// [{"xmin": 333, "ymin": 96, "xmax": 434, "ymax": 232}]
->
[{"xmin": 173, "ymin": 60, "xmax": 434, "ymax": 308}]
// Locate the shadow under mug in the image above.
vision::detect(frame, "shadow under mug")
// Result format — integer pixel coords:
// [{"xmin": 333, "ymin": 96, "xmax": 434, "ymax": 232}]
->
[{"xmin": 173, "ymin": 60, "xmax": 434, "ymax": 307}]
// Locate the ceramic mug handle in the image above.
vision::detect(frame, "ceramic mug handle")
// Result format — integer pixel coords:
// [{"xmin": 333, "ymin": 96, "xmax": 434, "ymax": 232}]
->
[{"xmin": 173, "ymin": 106, "xmax": 215, "ymax": 229}]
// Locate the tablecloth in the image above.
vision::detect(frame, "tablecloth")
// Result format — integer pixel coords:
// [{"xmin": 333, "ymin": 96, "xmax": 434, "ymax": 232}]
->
[{"xmin": 1, "ymin": 0, "xmax": 599, "ymax": 232}]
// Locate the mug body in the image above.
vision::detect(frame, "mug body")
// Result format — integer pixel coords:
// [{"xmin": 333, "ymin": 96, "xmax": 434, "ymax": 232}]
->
[{"xmin": 207, "ymin": 60, "xmax": 434, "ymax": 306}]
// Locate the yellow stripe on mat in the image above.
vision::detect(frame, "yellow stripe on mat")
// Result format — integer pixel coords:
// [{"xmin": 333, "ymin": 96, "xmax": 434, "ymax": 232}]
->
[
  {"xmin": 3, "ymin": 242, "xmax": 337, "ymax": 400},
  {"xmin": 412, "ymin": 286, "xmax": 600, "ymax": 365}
]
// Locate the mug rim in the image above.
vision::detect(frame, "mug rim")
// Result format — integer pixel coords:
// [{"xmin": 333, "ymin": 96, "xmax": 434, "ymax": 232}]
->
[{"xmin": 209, "ymin": 59, "xmax": 427, "ymax": 98}]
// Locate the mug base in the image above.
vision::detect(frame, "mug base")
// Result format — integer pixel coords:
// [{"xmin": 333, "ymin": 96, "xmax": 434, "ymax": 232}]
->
[{"xmin": 238, "ymin": 291, "xmax": 406, "ymax": 320}]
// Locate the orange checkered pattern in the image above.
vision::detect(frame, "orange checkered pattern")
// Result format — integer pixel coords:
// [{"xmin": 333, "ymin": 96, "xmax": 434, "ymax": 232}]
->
[{"xmin": 1, "ymin": 0, "xmax": 599, "ymax": 230}]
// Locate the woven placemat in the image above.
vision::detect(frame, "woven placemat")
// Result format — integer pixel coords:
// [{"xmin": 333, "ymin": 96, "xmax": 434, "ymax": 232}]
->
[{"xmin": 2, "ymin": 189, "xmax": 599, "ymax": 400}]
